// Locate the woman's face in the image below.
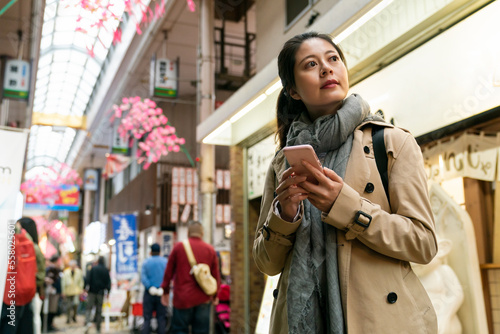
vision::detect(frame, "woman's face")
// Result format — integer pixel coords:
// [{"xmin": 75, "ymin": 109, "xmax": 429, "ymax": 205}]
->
[{"xmin": 289, "ymin": 38, "xmax": 349, "ymax": 120}]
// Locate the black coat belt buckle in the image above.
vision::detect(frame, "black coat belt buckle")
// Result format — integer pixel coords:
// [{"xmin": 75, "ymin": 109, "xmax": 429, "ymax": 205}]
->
[{"xmin": 354, "ymin": 210, "xmax": 372, "ymax": 228}]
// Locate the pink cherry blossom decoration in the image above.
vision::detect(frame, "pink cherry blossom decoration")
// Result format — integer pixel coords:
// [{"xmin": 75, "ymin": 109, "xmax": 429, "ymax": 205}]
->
[
  {"xmin": 64, "ymin": 0, "xmax": 167, "ymax": 57},
  {"xmin": 110, "ymin": 96, "xmax": 190, "ymax": 169}
]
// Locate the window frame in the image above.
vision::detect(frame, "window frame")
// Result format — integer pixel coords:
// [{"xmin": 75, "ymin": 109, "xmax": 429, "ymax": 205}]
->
[{"xmin": 284, "ymin": 0, "xmax": 318, "ymax": 30}]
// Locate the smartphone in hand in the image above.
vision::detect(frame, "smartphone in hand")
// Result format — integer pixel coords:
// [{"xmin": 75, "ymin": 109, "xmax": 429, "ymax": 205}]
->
[{"xmin": 283, "ymin": 144, "xmax": 323, "ymax": 184}]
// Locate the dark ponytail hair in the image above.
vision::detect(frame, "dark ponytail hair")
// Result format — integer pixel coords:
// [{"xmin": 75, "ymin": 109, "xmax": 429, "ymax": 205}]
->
[
  {"xmin": 276, "ymin": 32, "xmax": 347, "ymax": 149},
  {"xmin": 18, "ymin": 217, "xmax": 39, "ymax": 244}
]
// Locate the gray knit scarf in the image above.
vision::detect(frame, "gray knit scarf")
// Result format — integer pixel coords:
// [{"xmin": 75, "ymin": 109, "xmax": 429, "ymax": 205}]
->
[{"xmin": 285, "ymin": 94, "xmax": 371, "ymax": 333}]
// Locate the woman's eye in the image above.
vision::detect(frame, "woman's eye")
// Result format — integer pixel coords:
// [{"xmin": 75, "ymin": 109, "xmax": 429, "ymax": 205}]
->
[
  {"xmin": 330, "ymin": 55, "xmax": 338, "ymax": 61},
  {"xmin": 306, "ymin": 61, "xmax": 317, "ymax": 68}
]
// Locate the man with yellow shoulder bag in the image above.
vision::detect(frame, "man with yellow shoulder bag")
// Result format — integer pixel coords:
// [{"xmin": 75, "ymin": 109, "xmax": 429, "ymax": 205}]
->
[{"xmin": 161, "ymin": 221, "xmax": 220, "ymax": 334}]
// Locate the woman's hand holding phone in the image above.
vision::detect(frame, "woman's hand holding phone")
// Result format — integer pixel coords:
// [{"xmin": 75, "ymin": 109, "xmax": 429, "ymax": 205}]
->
[
  {"xmin": 299, "ymin": 160, "xmax": 344, "ymax": 213},
  {"xmin": 276, "ymin": 168, "xmax": 308, "ymax": 222},
  {"xmin": 278, "ymin": 144, "xmax": 344, "ymax": 217}
]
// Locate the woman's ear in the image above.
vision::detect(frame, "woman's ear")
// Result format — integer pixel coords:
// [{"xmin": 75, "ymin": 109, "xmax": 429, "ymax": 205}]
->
[{"xmin": 289, "ymin": 88, "xmax": 301, "ymax": 101}]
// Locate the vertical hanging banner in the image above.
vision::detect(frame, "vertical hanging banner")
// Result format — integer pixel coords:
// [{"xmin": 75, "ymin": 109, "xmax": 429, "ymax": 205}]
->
[
  {"xmin": 0, "ymin": 128, "xmax": 28, "ymax": 305},
  {"xmin": 153, "ymin": 58, "xmax": 178, "ymax": 98},
  {"xmin": 112, "ymin": 214, "xmax": 138, "ymax": 277}
]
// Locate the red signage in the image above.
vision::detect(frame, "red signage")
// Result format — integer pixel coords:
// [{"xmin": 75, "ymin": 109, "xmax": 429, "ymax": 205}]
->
[{"xmin": 25, "ymin": 185, "xmax": 80, "ymax": 211}]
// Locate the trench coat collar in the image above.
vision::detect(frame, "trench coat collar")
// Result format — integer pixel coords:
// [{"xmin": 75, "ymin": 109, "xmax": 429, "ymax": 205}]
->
[{"xmin": 271, "ymin": 119, "xmax": 394, "ymax": 184}]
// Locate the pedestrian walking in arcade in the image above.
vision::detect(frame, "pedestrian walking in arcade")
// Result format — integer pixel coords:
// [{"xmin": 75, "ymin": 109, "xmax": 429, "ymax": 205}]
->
[
  {"xmin": 62, "ymin": 260, "xmax": 84, "ymax": 324},
  {"xmin": 161, "ymin": 221, "xmax": 220, "ymax": 334},
  {"xmin": 44, "ymin": 255, "xmax": 62, "ymax": 332},
  {"xmin": 141, "ymin": 243, "xmax": 168, "ymax": 333},
  {"xmin": 253, "ymin": 31, "xmax": 438, "ymax": 334},
  {"xmin": 84, "ymin": 256, "xmax": 111, "ymax": 334}
]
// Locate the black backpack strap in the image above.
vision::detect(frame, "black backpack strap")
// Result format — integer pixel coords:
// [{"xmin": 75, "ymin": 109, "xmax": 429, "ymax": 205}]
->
[{"xmin": 372, "ymin": 126, "xmax": 390, "ymax": 203}]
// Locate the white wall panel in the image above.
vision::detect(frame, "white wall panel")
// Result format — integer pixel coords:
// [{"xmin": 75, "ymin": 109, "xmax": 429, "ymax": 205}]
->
[{"xmin": 351, "ymin": 1, "xmax": 500, "ymax": 136}]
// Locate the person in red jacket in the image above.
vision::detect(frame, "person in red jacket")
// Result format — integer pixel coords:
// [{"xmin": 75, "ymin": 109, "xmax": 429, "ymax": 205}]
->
[{"xmin": 161, "ymin": 221, "xmax": 220, "ymax": 334}]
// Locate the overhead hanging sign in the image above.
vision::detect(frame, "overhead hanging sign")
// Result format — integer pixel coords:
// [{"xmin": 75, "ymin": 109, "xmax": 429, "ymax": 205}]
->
[
  {"xmin": 83, "ymin": 169, "xmax": 99, "ymax": 191},
  {"xmin": 111, "ymin": 123, "xmax": 128, "ymax": 154},
  {"xmin": 24, "ymin": 184, "xmax": 80, "ymax": 211},
  {"xmin": 112, "ymin": 214, "xmax": 138, "ymax": 277},
  {"xmin": 3, "ymin": 60, "xmax": 30, "ymax": 100},
  {"xmin": 0, "ymin": 128, "xmax": 28, "ymax": 305},
  {"xmin": 153, "ymin": 58, "xmax": 178, "ymax": 98}
]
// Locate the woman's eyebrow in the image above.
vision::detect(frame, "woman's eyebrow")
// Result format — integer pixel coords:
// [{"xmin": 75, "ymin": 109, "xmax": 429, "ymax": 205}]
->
[
  {"xmin": 298, "ymin": 50, "xmax": 338, "ymax": 65},
  {"xmin": 298, "ymin": 54, "xmax": 317, "ymax": 65}
]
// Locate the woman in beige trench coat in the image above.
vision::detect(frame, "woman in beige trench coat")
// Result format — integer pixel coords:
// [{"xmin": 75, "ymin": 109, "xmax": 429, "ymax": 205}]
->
[{"xmin": 253, "ymin": 32, "xmax": 438, "ymax": 334}]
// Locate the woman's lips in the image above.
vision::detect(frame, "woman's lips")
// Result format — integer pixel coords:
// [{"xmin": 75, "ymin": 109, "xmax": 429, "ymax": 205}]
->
[{"xmin": 321, "ymin": 79, "xmax": 339, "ymax": 89}]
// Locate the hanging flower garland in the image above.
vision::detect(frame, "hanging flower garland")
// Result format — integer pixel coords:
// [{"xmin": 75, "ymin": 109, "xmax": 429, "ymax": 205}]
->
[
  {"xmin": 33, "ymin": 216, "xmax": 76, "ymax": 258},
  {"xmin": 111, "ymin": 96, "xmax": 193, "ymax": 170},
  {"xmin": 21, "ymin": 163, "xmax": 83, "ymax": 205},
  {"xmin": 33, "ymin": 217, "xmax": 76, "ymax": 245},
  {"xmin": 65, "ymin": 0, "xmax": 168, "ymax": 57}
]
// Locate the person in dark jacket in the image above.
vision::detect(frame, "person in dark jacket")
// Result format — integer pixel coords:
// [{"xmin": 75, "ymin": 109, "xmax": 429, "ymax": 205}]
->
[
  {"xmin": 44, "ymin": 255, "xmax": 62, "ymax": 332},
  {"xmin": 84, "ymin": 256, "xmax": 111, "ymax": 334}
]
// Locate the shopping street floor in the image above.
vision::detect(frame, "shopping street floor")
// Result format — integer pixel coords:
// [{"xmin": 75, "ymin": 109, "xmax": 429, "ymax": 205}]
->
[{"xmin": 45, "ymin": 314, "xmax": 130, "ymax": 334}]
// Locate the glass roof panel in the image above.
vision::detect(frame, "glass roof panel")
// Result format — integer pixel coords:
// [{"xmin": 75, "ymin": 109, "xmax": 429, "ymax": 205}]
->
[
  {"xmin": 69, "ymin": 51, "xmax": 87, "ymax": 66},
  {"xmin": 98, "ymin": 27, "xmax": 113, "ymax": 49},
  {"xmin": 50, "ymin": 63, "xmax": 68, "ymax": 74},
  {"xmin": 38, "ymin": 54, "xmax": 53, "ymax": 68},
  {"xmin": 53, "ymin": 49, "xmax": 72, "ymax": 61},
  {"xmin": 61, "ymin": 87, "xmax": 78, "ymax": 98},
  {"xmin": 48, "ymin": 82, "xmax": 65, "ymax": 93},
  {"xmin": 67, "ymin": 65, "xmax": 84, "ymax": 78},
  {"xmin": 42, "ymin": 19, "xmax": 55, "ymax": 36},
  {"xmin": 81, "ymin": 70, "xmax": 97, "ymax": 85},
  {"xmin": 49, "ymin": 72, "xmax": 68, "ymax": 83},
  {"xmin": 73, "ymin": 34, "xmax": 88, "ymax": 49},
  {"xmin": 40, "ymin": 36, "xmax": 52, "ymax": 50},
  {"xmin": 93, "ymin": 41, "xmax": 108, "ymax": 61},
  {"xmin": 73, "ymin": 98, "xmax": 87, "ymax": 111},
  {"xmin": 28, "ymin": 0, "xmax": 129, "ymax": 176},
  {"xmin": 43, "ymin": 2, "xmax": 57, "ymax": 21},
  {"xmin": 53, "ymin": 31, "xmax": 75, "ymax": 46},
  {"xmin": 59, "ymin": 101, "xmax": 73, "ymax": 111},
  {"xmin": 45, "ymin": 100, "xmax": 60, "ymax": 109},
  {"xmin": 85, "ymin": 59, "xmax": 102, "ymax": 77},
  {"xmin": 72, "ymin": 107, "xmax": 85, "ymax": 117},
  {"xmin": 78, "ymin": 80, "xmax": 93, "ymax": 96},
  {"xmin": 54, "ymin": 17, "xmax": 78, "ymax": 33},
  {"xmin": 37, "ymin": 66, "xmax": 52, "ymax": 79},
  {"xmin": 33, "ymin": 96, "xmax": 45, "ymax": 107},
  {"xmin": 35, "ymin": 82, "xmax": 48, "ymax": 94}
]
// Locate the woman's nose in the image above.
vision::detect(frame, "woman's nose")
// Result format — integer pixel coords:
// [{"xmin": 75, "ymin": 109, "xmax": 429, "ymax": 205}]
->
[{"xmin": 321, "ymin": 65, "xmax": 333, "ymax": 76}]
